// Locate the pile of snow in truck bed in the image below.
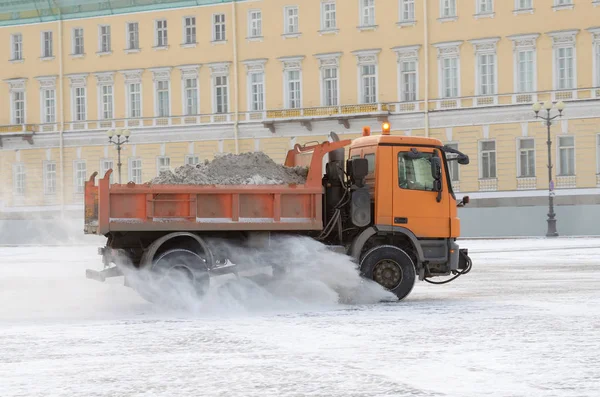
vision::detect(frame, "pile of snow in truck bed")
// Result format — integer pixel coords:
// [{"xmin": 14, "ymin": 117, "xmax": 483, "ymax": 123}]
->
[{"xmin": 149, "ymin": 152, "xmax": 309, "ymax": 185}]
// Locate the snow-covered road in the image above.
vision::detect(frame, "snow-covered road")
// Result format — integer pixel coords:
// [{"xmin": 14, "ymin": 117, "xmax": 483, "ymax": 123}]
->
[{"xmin": 1, "ymin": 238, "xmax": 599, "ymax": 397}]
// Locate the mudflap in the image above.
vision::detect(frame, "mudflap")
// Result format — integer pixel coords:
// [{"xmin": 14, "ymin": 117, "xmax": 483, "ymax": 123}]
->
[{"xmin": 458, "ymin": 248, "xmax": 472, "ymax": 271}]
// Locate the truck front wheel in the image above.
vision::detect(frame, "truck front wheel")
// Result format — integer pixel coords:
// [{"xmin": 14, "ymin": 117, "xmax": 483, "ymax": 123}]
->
[
  {"xmin": 136, "ymin": 248, "xmax": 210, "ymax": 306},
  {"xmin": 360, "ymin": 245, "xmax": 416, "ymax": 301}
]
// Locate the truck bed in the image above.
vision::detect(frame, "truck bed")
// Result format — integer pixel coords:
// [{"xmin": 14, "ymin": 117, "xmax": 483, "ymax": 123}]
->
[{"xmin": 84, "ymin": 139, "xmax": 350, "ymax": 236}]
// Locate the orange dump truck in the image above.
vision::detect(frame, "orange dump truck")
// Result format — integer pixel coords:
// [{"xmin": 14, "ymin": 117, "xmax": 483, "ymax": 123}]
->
[{"xmin": 84, "ymin": 126, "xmax": 473, "ymax": 302}]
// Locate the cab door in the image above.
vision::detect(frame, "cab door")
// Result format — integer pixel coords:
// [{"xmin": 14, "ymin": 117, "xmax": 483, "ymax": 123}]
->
[{"xmin": 391, "ymin": 146, "xmax": 451, "ymax": 238}]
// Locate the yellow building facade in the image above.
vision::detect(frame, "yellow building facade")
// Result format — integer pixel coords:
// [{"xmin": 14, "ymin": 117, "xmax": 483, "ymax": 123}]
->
[{"xmin": 1, "ymin": 0, "xmax": 600, "ymax": 230}]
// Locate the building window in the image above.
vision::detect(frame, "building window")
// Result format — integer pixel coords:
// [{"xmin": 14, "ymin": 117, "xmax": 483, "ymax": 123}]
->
[
  {"xmin": 480, "ymin": 140, "xmax": 496, "ymax": 179},
  {"xmin": 127, "ymin": 22, "xmax": 139, "ymax": 50},
  {"xmin": 517, "ymin": 50, "xmax": 535, "ymax": 92},
  {"xmin": 185, "ymin": 155, "xmax": 199, "ymax": 165},
  {"xmin": 446, "ymin": 143, "xmax": 460, "ymax": 182},
  {"xmin": 284, "ymin": 6, "xmax": 299, "ymax": 34},
  {"xmin": 13, "ymin": 163, "xmax": 25, "ymax": 196},
  {"xmin": 183, "ymin": 78, "xmax": 199, "ymax": 115},
  {"xmin": 477, "ymin": 0, "xmax": 493, "ymax": 14},
  {"xmin": 249, "ymin": 10, "xmax": 262, "ymax": 38},
  {"xmin": 157, "ymin": 156, "xmax": 171, "ymax": 175},
  {"xmin": 360, "ymin": 0, "xmax": 375, "ymax": 26},
  {"xmin": 11, "ymin": 33, "xmax": 22, "ymax": 60},
  {"xmin": 558, "ymin": 136, "xmax": 575, "ymax": 176},
  {"xmin": 128, "ymin": 83, "xmax": 141, "ymax": 118},
  {"xmin": 213, "ymin": 14, "xmax": 226, "ymax": 41},
  {"xmin": 99, "ymin": 25, "xmax": 111, "ymax": 53},
  {"xmin": 400, "ymin": 60, "xmax": 417, "ymax": 101},
  {"xmin": 215, "ymin": 75, "xmax": 229, "ymax": 113},
  {"xmin": 515, "ymin": 0, "xmax": 533, "ymax": 10},
  {"xmin": 74, "ymin": 87, "xmax": 86, "ymax": 121},
  {"xmin": 156, "ymin": 80, "xmax": 170, "ymax": 117},
  {"xmin": 286, "ymin": 70, "xmax": 302, "ymax": 108},
  {"xmin": 556, "ymin": 47, "xmax": 575, "ymax": 90},
  {"xmin": 323, "ymin": 67, "xmax": 338, "ymax": 106},
  {"xmin": 400, "ymin": 0, "xmax": 415, "ymax": 22},
  {"xmin": 100, "ymin": 159, "xmax": 114, "ymax": 184},
  {"xmin": 321, "ymin": 1, "xmax": 336, "ymax": 30},
  {"xmin": 518, "ymin": 138, "xmax": 535, "ymax": 177},
  {"xmin": 184, "ymin": 17, "xmax": 196, "ymax": 44},
  {"xmin": 440, "ymin": 0, "xmax": 457, "ymax": 17},
  {"xmin": 129, "ymin": 158, "xmax": 142, "ymax": 184},
  {"xmin": 42, "ymin": 31, "xmax": 53, "ymax": 58},
  {"xmin": 554, "ymin": 0, "xmax": 572, "ymax": 6},
  {"xmin": 44, "ymin": 161, "xmax": 57, "ymax": 195},
  {"xmin": 478, "ymin": 53, "xmax": 496, "ymax": 95},
  {"xmin": 250, "ymin": 72, "xmax": 265, "ymax": 111},
  {"xmin": 442, "ymin": 57, "xmax": 458, "ymax": 98},
  {"xmin": 74, "ymin": 160, "xmax": 87, "ymax": 194},
  {"xmin": 155, "ymin": 19, "xmax": 168, "ymax": 47},
  {"xmin": 596, "ymin": 41, "xmax": 600, "ymax": 88},
  {"xmin": 597, "ymin": 134, "xmax": 600, "ymax": 175},
  {"xmin": 12, "ymin": 91, "xmax": 25, "ymax": 124},
  {"xmin": 43, "ymin": 89, "xmax": 56, "ymax": 123},
  {"xmin": 100, "ymin": 85, "xmax": 113, "ymax": 119},
  {"xmin": 72, "ymin": 28, "xmax": 84, "ymax": 55},
  {"xmin": 361, "ymin": 64, "xmax": 377, "ymax": 104}
]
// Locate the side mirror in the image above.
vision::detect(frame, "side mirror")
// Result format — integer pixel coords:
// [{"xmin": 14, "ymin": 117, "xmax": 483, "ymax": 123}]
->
[
  {"xmin": 347, "ymin": 158, "xmax": 369, "ymax": 188},
  {"xmin": 431, "ymin": 155, "xmax": 442, "ymax": 181},
  {"xmin": 457, "ymin": 154, "xmax": 470, "ymax": 165}
]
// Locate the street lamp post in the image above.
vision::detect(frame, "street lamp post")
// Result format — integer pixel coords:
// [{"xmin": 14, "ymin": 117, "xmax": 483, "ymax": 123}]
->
[
  {"xmin": 107, "ymin": 128, "xmax": 131, "ymax": 184},
  {"xmin": 532, "ymin": 100, "xmax": 565, "ymax": 238}
]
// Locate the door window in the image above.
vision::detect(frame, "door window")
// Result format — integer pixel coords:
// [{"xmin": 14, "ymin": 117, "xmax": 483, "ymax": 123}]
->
[{"xmin": 398, "ymin": 151, "xmax": 435, "ymax": 191}]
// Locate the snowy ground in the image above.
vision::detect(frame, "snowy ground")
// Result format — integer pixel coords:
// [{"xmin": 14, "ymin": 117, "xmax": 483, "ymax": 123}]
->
[{"xmin": 1, "ymin": 238, "xmax": 600, "ymax": 397}]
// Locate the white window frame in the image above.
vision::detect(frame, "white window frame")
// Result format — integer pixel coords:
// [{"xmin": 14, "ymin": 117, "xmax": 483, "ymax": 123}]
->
[
  {"xmin": 155, "ymin": 19, "xmax": 168, "ymax": 48},
  {"xmin": 73, "ymin": 160, "xmax": 87, "ymax": 194},
  {"xmin": 359, "ymin": 0, "xmax": 376, "ymax": 27},
  {"xmin": 185, "ymin": 155, "xmax": 200, "ymax": 165},
  {"xmin": 434, "ymin": 42, "xmax": 462, "ymax": 99},
  {"xmin": 41, "ymin": 30, "xmax": 53, "ymax": 58},
  {"xmin": 471, "ymin": 38, "xmax": 499, "ymax": 99},
  {"xmin": 479, "ymin": 140, "xmax": 497, "ymax": 179},
  {"xmin": 548, "ymin": 30, "xmax": 578, "ymax": 94},
  {"xmin": 73, "ymin": 86, "xmax": 87, "ymax": 122},
  {"xmin": 596, "ymin": 134, "xmax": 600, "ymax": 175},
  {"xmin": 100, "ymin": 159, "xmax": 114, "ymax": 184},
  {"xmin": 280, "ymin": 56, "xmax": 304, "ymax": 109},
  {"xmin": 439, "ymin": 0, "xmax": 457, "ymax": 18},
  {"xmin": 149, "ymin": 68, "xmax": 171, "ymax": 118},
  {"xmin": 44, "ymin": 161, "xmax": 57, "ymax": 196},
  {"xmin": 213, "ymin": 13, "xmax": 226, "ymax": 41},
  {"xmin": 99, "ymin": 84, "xmax": 114, "ymax": 120},
  {"xmin": 285, "ymin": 70, "xmax": 302, "ymax": 109},
  {"xmin": 322, "ymin": 65, "xmax": 339, "ymax": 107},
  {"xmin": 156, "ymin": 156, "xmax": 171, "ymax": 176},
  {"xmin": 98, "ymin": 25, "xmax": 111, "ymax": 54},
  {"xmin": 514, "ymin": 0, "xmax": 533, "ymax": 12},
  {"xmin": 316, "ymin": 53, "xmax": 341, "ymax": 107},
  {"xmin": 399, "ymin": 0, "xmax": 415, "ymax": 23},
  {"xmin": 210, "ymin": 64, "xmax": 230, "ymax": 114},
  {"xmin": 353, "ymin": 49, "xmax": 380, "ymax": 105},
  {"xmin": 248, "ymin": 10, "xmax": 263, "ymax": 38},
  {"xmin": 284, "ymin": 6, "xmax": 300, "ymax": 35},
  {"xmin": 126, "ymin": 22, "xmax": 139, "ymax": 50},
  {"xmin": 42, "ymin": 88, "xmax": 56, "ymax": 124},
  {"xmin": 156, "ymin": 80, "xmax": 170, "ymax": 117},
  {"xmin": 183, "ymin": 16, "xmax": 196, "ymax": 45},
  {"xmin": 250, "ymin": 72, "xmax": 265, "ymax": 111},
  {"xmin": 11, "ymin": 33, "xmax": 23, "ymax": 61},
  {"xmin": 72, "ymin": 27, "xmax": 84, "ymax": 56},
  {"xmin": 394, "ymin": 45, "xmax": 420, "ymax": 102},
  {"xmin": 590, "ymin": 28, "xmax": 600, "ymax": 93},
  {"xmin": 128, "ymin": 157, "xmax": 143, "ymax": 184},
  {"xmin": 11, "ymin": 90, "xmax": 26, "ymax": 125},
  {"xmin": 12, "ymin": 163, "xmax": 26, "ymax": 196},
  {"xmin": 553, "ymin": 0, "xmax": 573, "ymax": 11},
  {"xmin": 184, "ymin": 77, "xmax": 200, "ymax": 115},
  {"xmin": 557, "ymin": 135, "xmax": 576, "ymax": 176},
  {"xmin": 476, "ymin": 0, "xmax": 494, "ymax": 15},
  {"xmin": 321, "ymin": 1, "xmax": 337, "ymax": 31},
  {"xmin": 127, "ymin": 82, "xmax": 142, "ymax": 118},
  {"xmin": 517, "ymin": 137, "xmax": 536, "ymax": 178}
]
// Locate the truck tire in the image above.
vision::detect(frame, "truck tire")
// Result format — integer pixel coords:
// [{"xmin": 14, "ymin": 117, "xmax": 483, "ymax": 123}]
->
[
  {"xmin": 359, "ymin": 245, "xmax": 416, "ymax": 301},
  {"xmin": 137, "ymin": 248, "xmax": 210, "ymax": 306}
]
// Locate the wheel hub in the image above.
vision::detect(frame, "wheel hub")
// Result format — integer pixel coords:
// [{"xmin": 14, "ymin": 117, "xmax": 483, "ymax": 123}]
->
[{"xmin": 373, "ymin": 260, "xmax": 403, "ymax": 290}]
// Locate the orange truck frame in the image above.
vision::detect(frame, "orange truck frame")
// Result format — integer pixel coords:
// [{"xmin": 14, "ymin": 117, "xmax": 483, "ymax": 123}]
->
[{"xmin": 84, "ymin": 125, "xmax": 473, "ymax": 302}]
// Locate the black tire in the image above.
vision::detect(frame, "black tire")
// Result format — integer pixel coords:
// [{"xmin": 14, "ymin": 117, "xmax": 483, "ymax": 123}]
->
[
  {"xmin": 359, "ymin": 245, "xmax": 416, "ymax": 301},
  {"xmin": 136, "ymin": 248, "xmax": 210, "ymax": 306}
]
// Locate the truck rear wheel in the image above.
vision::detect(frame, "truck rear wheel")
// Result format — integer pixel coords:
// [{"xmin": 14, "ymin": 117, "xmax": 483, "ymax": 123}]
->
[
  {"xmin": 360, "ymin": 245, "xmax": 416, "ymax": 301},
  {"xmin": 136, "ymin": 248, "xmax": 210, "ymax": 306}
]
